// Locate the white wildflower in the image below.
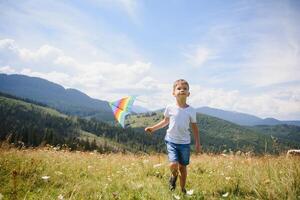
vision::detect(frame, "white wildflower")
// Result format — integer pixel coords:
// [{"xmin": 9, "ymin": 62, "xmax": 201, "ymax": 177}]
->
[
  {"xmin": 143, "ymin": 159, "xmax": 149, "ymax": 163},
  {"xmin": 225, "ymin": 177, "xmax": 231, "ymax": 180},
  {"xmin": 222, "ymin": 192, "xmax": 229, "ymax": 197},
  {"xmin": 187, "ymin": 189, "xmax": 194, "ymax": 195},
  {"xmin": 53, "ymin": 147, "xmax": 60, "ymax": 151},
  {"xmin": 57, "ymin": 194, "xmax": 64, "ymax": 200},
  {"xmin": 0, "ymin": 193, "xmax": 3, "ymax": 200},
  {"xmin": 41, "ymin": 176, "xmax": 50, "ymax": 181},
  {"xmin": 173, "ymin": 194, "xmax": 180, "ymax": 199},
  {"xmin": 88, "ymin": 165, "xmax": 93, "ymax": 169}
]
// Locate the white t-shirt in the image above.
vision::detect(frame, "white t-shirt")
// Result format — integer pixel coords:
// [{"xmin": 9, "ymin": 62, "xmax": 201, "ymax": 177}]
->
[{"xmin": 164, "ymin": 104, "xmax": 197, "ymax": 144}]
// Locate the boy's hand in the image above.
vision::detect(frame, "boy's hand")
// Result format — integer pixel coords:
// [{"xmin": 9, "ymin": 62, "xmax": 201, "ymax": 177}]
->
[
  {"xmin": 195, "ymin": 143, "xmax": 201, "ymax": 154},
  {"xmin": 145, "ymin": 127, "xmax": 153, "ymax": 134}
]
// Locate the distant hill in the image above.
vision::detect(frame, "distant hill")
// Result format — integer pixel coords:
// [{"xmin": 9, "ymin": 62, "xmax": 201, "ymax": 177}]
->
[
  {"xmin": 196, "ymin": 106, "xmax": 300, "ymax": 127},
  {"xmin": 0, "ymin": 73, "xmax": 148, "ymax": 120},
  {"xmin": 0, "ymin": 73, "xmax": 115, "ymax": 120}
]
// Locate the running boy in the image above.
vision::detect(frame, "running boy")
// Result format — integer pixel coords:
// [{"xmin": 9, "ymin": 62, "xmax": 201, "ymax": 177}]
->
[{"xmin": 145, "ymin": 79, "xmax": 201, "ymax": 193}]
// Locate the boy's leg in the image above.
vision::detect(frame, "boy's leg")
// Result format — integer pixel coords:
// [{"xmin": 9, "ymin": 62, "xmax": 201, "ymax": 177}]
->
[
  {"xmin": 169, "ymin": 162, "xmax": 178, "ymax": 190},
  {"xmin": 179, "ymin": 164, "xmax": 187, "ymax": 191},
  {"xmin": 170, "ymin": 162, "xmax": 179, "ymax": 176},
  {"xmin": 178, "ymin": 143, "xmax": 190, "ymax": 193}
]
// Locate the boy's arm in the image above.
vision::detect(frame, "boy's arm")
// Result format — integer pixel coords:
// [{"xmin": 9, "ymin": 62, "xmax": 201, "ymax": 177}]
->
[
  {"xmin": 145, "ymin": 117, "xmax": 169, "ymax": 134},
  {"xmin": 191, "ymin": 123, "xmax": 201, "ymax": 153}
]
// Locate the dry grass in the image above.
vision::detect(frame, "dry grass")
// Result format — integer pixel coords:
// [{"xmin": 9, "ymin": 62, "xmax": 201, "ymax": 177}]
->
[{"xmin": 0, "ymin": 148, "xmax": 299, "ymax": 200}]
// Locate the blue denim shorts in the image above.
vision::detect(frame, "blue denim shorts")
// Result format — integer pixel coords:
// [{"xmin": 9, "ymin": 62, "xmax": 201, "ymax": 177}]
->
[{"xmin": 165, "ymin": 140, "xmax": 190, "ymax": 166}]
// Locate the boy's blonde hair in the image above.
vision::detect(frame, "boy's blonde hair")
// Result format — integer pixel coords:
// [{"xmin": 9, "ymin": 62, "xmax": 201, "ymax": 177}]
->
[{"xmin": 173, "ymin": 79, "xmax": 189, "ymax": 91}]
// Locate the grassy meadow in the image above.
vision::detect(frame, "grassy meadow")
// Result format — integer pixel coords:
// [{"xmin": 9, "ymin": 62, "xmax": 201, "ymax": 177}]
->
[{"xmin": 0, "ymin": 148, "xmax": 300, "ymax": 200}]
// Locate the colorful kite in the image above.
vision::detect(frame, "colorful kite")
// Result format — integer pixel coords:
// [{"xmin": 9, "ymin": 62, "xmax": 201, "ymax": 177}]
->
[{"xmin": 109, "ymin": 96, "xmax": 136, "ymax": 128}]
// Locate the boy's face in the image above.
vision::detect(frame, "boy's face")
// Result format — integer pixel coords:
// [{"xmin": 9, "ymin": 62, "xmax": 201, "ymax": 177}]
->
[{"xmin": 173, "ymin": 83, "xmax": 190, "ymax": 98}]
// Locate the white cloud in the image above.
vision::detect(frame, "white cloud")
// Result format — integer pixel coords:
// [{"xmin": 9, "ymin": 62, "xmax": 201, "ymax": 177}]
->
[
  {"xmin": 20, "ymin": 68, "xmax": 72, "ymax": 88},
  {"xmin": 0, "ymin": 38, "xmax": 153, "ymax": 99},
  {"xmin": 0, "ymin": 66, "xmax": 16, "ymax": 74},
  {"xmin": 184, "ymin": 47, "xmax": 212, "ymax": 67},
  {"xmin": 20, "ymin": 45, "xmax": 63, "ymax": 62},
  {"xmin": 189, "ymin": 84, "xmax": 300, "ymax": 120},
  {"xmin": 0, "ymin": 39, "xmax": 77, "ymax": 73},
  {"xmin": 0, "ymin": 38, "xmax": 299, "ymax": 120}
]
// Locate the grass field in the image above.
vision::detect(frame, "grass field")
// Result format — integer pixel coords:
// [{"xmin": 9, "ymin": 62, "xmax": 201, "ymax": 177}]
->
[{"xmin": 0, "ymin": 148, "xmax": 299, "ymax": 200}]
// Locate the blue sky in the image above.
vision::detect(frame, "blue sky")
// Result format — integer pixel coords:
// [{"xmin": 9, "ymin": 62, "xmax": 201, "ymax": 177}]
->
[{"xmin": 0, "ymin": 0, "xmax": 300, "ymax": 120}]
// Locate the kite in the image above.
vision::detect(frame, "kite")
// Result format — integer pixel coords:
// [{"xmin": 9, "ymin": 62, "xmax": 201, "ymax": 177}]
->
[{"xmin": 109, "ymin": 96, "xmax": 136, "ymax": 128}]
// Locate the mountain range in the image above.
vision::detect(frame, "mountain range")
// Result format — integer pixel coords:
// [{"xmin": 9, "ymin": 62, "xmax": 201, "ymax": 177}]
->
[
  {"xmin": 196, "ymin": 107, "xmax": 300, "ymax": 127},
  {"xmin": 1, "ymin": 73, "xmax": 299, "ymax": 153},
  {"xmin": 0, "ymin": 73, "xmax": 299, "ymax": 127},
  {"xmin": 2, "ymin": 92, "xmax": 299, "ymax": 154}
]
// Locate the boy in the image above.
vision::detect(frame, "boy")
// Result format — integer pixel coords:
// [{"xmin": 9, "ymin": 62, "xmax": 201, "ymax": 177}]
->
[{"xmin": 145, "ymin": 79, "xmax": 201, "ymax": 193}]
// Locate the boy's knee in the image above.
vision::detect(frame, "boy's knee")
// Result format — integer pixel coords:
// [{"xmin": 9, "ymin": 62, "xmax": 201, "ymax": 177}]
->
[
  {"xmin": 179, "ymin": 164, "xmax": 186, "ymax": 171},
  {"xmin": 169, "ymin": 162, "xmax": 178, "ymax": 169}
]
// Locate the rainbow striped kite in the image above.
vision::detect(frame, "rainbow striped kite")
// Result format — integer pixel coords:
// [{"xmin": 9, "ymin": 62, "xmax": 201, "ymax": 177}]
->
[{"xmin": 109, "ymin": 96, "xmax": 136, "ymax": 128}]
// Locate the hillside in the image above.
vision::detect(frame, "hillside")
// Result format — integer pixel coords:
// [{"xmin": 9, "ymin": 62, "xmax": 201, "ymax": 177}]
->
[
  {"xmin": 127, "ymin": 111, "xmax": 300, "ymax": 154},
  {"xmin": 0, "ymin": 94, "xmax": 164, "ymax": 153},
  {"xmin": 250, "ymin": 125, "xmax": 300, "ymax": 148},
  {"xmin": 0, "ymin": 94, "xmax": 134, "ymax": 153}
]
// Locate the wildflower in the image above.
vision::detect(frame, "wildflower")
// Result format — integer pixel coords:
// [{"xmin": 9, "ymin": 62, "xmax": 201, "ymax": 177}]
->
[
  {"xmin": 143, "ymin": 159, "xmax": 149, "ymax": 163},
  {"xmin": 186, "ymin": 189, "xmax": 194, "ymax": 195},
  {"xmin": 222, "ymin": 192, "xmax": 229, "ymax": 197},
  {"xmin": 88, "ymin": 165, "xmax": 93, "ymax": 169},
  {"xmin": 0, "ymin": 193, "xmax": 3, "ymax": 200},
  {"xmin": 225, "ymin": 177, "xmax": 231, "ymax": 180},
  {"xmin": 57, "ymin": 194, "xmax": 64, "ymax": 200},
  {"xmin": 173, "ymin": 194, "xmax": 180, "ymax": 199},
  {"xmin": 41, "ymin": 176, "xmax": 50, "ymax": 181}
]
